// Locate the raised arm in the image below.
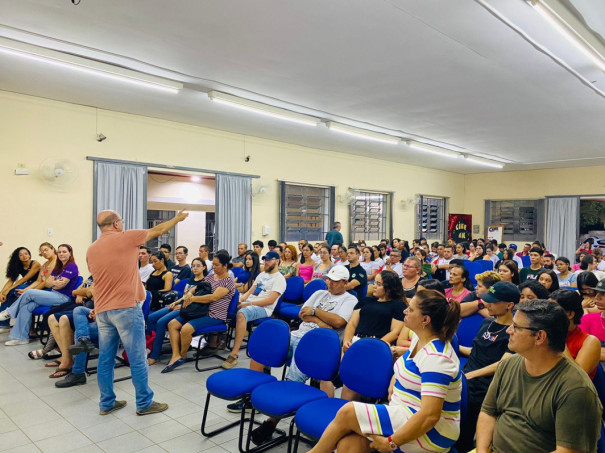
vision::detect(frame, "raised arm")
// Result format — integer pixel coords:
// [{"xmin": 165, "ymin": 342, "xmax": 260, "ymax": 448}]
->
[{"xmin": 144, "ymin": 209, "xmax": 189, "ymax": 243}]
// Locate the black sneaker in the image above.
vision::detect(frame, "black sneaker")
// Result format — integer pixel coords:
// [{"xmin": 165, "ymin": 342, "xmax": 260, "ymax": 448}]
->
[
  {"xmin": 69, "ymin": 337, "xmax": 96, "ymax": 356},
  {"xmin": 251, "ymin": 420, "xmax": 276, "ymax": 446},
  {"xmin": 55, "ymin": 372, "xmax": 86, "ymax": 388},
  {"xmin": 226, "ymin": 399, "xmax": 253, "ymax": 413}
]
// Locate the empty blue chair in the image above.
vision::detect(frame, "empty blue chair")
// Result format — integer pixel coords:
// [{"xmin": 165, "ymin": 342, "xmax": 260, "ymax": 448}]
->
[
  {"xmin": 465, "ymin": 261, "xmax": 493, "ymax": 285},
  {"xmin": 231, "ymin": 266, "xmax": 244, "ymax": 280},
  {"xmin": 245, "ymin": 328, "xmax": 341, "ymax": 452},
  {"xmin": 277, "ymin": 278, "xmax": 322, "ymax": 322},
  {"xmin": 173, "ymin": 279, "xmax": 188, "ymax": 297},
  {"xmin": 457, "ymin": 314, "xmax": 485, "ymax": 348},
  {"xmin": 201, "ymin": 319, "xmax": 291, "ymax": 441},
  {"xmin": 282, "ymin": 276, "xmax": 304, "ymax": 303},
  {"xmin": 291, "ymin": 338, "xmax": 394, "ymax": 452},
  {"xmin": 521, "ymin": 255, "xmax": 531, "ymax": 268},
  {"xmin": 236, "ymin": 270, "xmax": 251, "ymax": 285},
  {"xmin": 302, "ymin": 279, "xmax": 327, "ymax": 302}
]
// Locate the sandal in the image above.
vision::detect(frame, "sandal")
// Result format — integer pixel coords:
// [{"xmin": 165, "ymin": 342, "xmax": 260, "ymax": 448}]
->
[
  {"xmin": 28, "ymin": 349, "xmax": 44, "ymax": 360},
  {"xmin": 49, "ymin": 368, "xmax": 71, "ymax": 379},
  {"xmin": 45, "ymin": 360, "xmax": 61, "ymax": 368},
  {"xmin": 42, "ymin": 349, "xmax": 61, "ymax": 360}
]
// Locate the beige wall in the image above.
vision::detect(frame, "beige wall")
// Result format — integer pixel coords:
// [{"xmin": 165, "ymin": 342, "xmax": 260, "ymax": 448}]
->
[
  {"xmin": 0, "ymin": 90, "xmax": 465, "ymax": 271},
  {"xmin": 463, "ymin": 167, "xmax": 605, "ymax": 239}
]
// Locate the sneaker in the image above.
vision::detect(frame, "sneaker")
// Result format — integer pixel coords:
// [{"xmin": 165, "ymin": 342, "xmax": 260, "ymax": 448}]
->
[
  {"xmin": 251, "ymin": 420, "xmax": 276, "ymax": 446},
  {"xmin": 0, "ymin": 326, "xmax": 11, "ymax": 333},
  {"xmin": 5, "ymin": 339, "xmax": 30, "ymax": 346},
  {"xmin": 55, "ymin": 372, "xmax": 86, "ymax": 388},
  {"xmin": 100, "ymin": 400, "xmax": 127, "ymax": 415},
  {"xmin": 68, "ymin": 337, "xmax": 96, "ymax": 356},
  {"xmin": 136, "ymin": 401, "xmax": 168, "ymax": 416},
  {"xmin": 221, "ymin": 354, "xmax": 238, "ymax": 369},
  {"xmin": 0, "ymin": 310, "xmax": 11, "ymax": 321},
  {"xmin": 227, "ymin": 399, "xmax": 253, "ymax": 413},
  {"xmin": 198, "ymin": 345, "xmax": 220, "ymax": 357}
]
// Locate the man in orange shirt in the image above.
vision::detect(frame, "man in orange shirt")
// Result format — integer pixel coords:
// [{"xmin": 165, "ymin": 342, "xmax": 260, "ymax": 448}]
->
[{"xmin": 87, "ymin": 209, "xmax": 188, "ymax": 416}]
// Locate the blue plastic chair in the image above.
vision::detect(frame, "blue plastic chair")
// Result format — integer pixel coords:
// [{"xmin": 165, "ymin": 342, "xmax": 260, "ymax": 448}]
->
[
  {"xmin": 302, "ymin": 279, "xmax": 327, "ymax": 302},
  {"xmin": 236, "ymin": 270, "xmax": 251, "ymax": 285},
  {"xmin": 201, "ymin": 319, "xmax": 291, "ymax": 441},
  {"xmin": 283, "ymin": 276, "xmax": 304, "ymax": 303},
  {"xmin": 277, "ymin": 278, "xmax": 323, "ymax": 322},
  {"xmin": 465, "ymin": 261, "xmax": 493, "ymax": 285},
  {"xmin": 232, "ymin": 266, "xmax": 244, "ymax": 280},
  {"xmin": 457, "ymin": 314, "xmax": 484, "ymax": 348},
  {"xmin": 291, "ymin": 338, "xmax": 393, "ymax": 452},
  {"xmin": 173, "ymin": 279, "xmax": 188, "ymax": 297},
  {"xmin": 521, "ymin": 255, "xmax": 531, "ymax": 268},
  {"xmin": 246, "ymin": 328, "xmax": 341, "ymax": 452},
  {"xmin": 140, "ymin": 291, "xmax": 152, "ymax": 320}
]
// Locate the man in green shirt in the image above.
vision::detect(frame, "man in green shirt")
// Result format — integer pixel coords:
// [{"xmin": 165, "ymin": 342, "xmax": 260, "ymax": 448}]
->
[
  {"xmin": 519, "ymin": 247, "xmax": 544, "ymax": 282},
  {"xmin": 476, "ymin": 300, "xmax": 601, "ymax": 453},
  {"xmin": 325, "ymin": 222, "xmax": 344, "ymax": 248}
]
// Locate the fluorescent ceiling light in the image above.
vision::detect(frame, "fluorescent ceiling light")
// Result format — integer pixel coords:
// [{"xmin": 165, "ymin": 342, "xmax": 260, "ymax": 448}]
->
[
  {"xmin": 406, "ymin": 140, "xmax": 460, "ymax": 159},
  {"xmin": 207, "ymin": 91, "xmax": 320, "ymax": 126},
  {"xmin": 527, "ymin": 0, "xmax": 605, "ymax": 71},
  {"xmin": 464, "ymin": 155, "xmax": 505, "ymax": 169},
  {"xmin": 0, "ymin": 37, "xmax": 183, "ymax": 92},
  {"xmin": 325, "ymin": 122, "xmax": 401, "ymax": 145}
]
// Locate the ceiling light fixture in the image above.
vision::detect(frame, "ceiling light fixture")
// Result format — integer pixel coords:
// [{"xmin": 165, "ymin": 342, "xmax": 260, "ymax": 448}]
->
[
  {"xmin": 325, "ymin": 122, "xmax": 401, "ymax": 145},
  {"xmin": 0, "ymin": 37, "xmax": 183, "ymax": 92},
  {"xmin": 526, "ymin": 0, "xmax": 605, "ymax": 71},
  {"xmin": 464, "ymin": 155, "xmax": 505, "ymax": 169},
  {"xmin": 207, "ymin": 91, "xmax": 321, "ymax": 126},
  {"xmin": 406, "ymin": 140, "xmax": 460, "ymax": 159},
  {"xmin": 191, "ymin": 176, "xmax": 202, "ymax": 183}
]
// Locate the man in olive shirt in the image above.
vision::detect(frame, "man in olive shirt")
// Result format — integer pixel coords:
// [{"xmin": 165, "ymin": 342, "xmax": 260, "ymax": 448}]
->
[{"xmin": 476, "ymin": 300, "xmax": 601, "ymax": 453}]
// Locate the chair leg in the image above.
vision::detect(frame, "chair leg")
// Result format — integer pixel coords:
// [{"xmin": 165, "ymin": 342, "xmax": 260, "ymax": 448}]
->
[
  {"xmin": 201, "ymin": 393, "xmax": 244, "ymax": 437},
  {"xmin": 291, "ymin": 429, "xmax": 301, "ymax": 453},
  {"xmin": 238, "ymin": 406, "xmax": 289, "ymax": 453}
]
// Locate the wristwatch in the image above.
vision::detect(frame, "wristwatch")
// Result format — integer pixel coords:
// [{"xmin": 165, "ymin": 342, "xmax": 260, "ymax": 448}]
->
[
  {"xmin": 387, "ymin": 435, "xmax": 398, "ymax": 451},
  {"xmin": 477, "ymin": 300, "xmax": 485, "ymax": 310},
  {"xmin": 310, "ymin": 307, "xmax": 316, "ymax": 316}
]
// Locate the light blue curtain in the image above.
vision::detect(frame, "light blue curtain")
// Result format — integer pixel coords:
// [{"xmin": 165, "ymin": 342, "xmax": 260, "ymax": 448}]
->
[
  {"xmin": 216, "ymin": 174, "xmax": 252, "ymax": 256},
  {"xmin": 546, "ymin": 197, "xmax": 579, "ymax": 260},
  {"xmin": 93, "ymin": 162, "xmax": 147, "ymax": 240}
]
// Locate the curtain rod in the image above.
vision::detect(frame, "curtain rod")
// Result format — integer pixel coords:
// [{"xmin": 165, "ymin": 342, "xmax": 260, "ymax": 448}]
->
[
  {"xmin": 277, "ymin": 179, "xmax": 335, "ymax": 188},
  {"xmin": 87, "ymin": 156, "xmax": 260, "ymax": 179}
]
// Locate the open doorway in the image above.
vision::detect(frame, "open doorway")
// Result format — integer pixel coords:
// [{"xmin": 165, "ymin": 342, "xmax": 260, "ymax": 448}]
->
[
  {"xmin": 579, "ymin": 197, "xmax": 605, "ymax": 250},
  {"xmin": 146, "ymin": 172, "xmax": 216, "ymax": 261}
]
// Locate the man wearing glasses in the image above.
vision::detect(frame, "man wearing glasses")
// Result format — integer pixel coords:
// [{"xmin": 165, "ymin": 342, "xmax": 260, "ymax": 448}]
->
[
  {"xmin": 476, "ymin": 299, "xmax": 601, "ymax": 453},
  {"xmin": 222, "ymin": 250, "xmax": 286, "ymax": 369}
]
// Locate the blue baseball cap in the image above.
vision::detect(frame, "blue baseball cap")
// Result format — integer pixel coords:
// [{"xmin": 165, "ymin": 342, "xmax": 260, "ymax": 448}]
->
[{"xmin": 262, "ymin": 251, "xmax": 281, "ymax": 261}]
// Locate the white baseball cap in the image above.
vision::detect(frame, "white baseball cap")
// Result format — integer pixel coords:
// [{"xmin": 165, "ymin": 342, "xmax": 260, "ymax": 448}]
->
[{"xmin": 325, "ymin": 266, "xmax": 350, "ymax": 281}]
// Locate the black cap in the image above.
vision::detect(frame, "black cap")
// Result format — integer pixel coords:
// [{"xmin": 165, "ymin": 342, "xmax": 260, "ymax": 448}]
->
[
  {"xmin": 480, "ymin": 281, "xmax": 521, "ymax": 304},
  {"xmin": 591, "ymin": 279, "xmax": 605, "ymax": 293}
]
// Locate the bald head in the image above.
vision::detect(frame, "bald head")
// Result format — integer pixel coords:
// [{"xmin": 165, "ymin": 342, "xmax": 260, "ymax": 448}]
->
[{"xmin": 97, "ymin": 211, "xmax": 121, "ymax": 230}]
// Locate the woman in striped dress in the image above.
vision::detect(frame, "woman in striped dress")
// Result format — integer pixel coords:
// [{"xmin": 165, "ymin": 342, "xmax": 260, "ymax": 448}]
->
[{"xmin": 309, "ymin": 289, "xmax": 461, "ymax": 453}]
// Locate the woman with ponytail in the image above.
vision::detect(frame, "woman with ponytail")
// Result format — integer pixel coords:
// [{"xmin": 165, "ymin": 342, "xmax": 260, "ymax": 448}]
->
[{"xmin": 309, "ymin": 289, "xmax": 462, "ymax": 453}]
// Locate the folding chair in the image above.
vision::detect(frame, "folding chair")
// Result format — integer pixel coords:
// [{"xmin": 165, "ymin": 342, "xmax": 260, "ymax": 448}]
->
[
  {"xmin": 201, "ymin": 319, "xmax": 290, "ymax": 439},
  {"xmin": 291, "ymin": 338, "xmax": 393, "ymax": 452}
]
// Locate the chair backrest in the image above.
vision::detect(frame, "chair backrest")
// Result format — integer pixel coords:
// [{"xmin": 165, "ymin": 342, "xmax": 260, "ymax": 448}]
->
[
  {"xmin": 75, "ymin": 276, "xmax": 84, "ymax": 288},
  {"xmin": 303, "ymin": 279, "xmax": 327, "ymax": 302},
  {"xmin": 522, "ymin": 255, "xmax": 531, "ymax": 268},
  {"xmin": 237, "ymin": 270, "xmax": 251, "ymax": 284},
  {"xmin": 465, "ymin": 261, "xmax": 494, "ymax": 285},
  {"xmin": 282, "ymin": 276, "xmax": 304, "ymax": 303},
  {"xmin": 593, "ymin": 364, "xmax": 605, "ymax": 409},
  {"xmin": 231, "ymin": 267, "xmax": 244, "ymax": 279},
  {"xmin": 248, "ymin": 318, "xmax": 291, "ymax": 367},
  {"xmin": 294, "ymin": 328, "xmax": 341, "ymax": 381},
  {"xmin": 226, "ymin": 290, "xmax": 240, "ymax": 323},
  {"xmin": 457, "ymin": 314, "xmax": 484, "ymax": 348},
  {"xmin": 173, "ymin": 279, "xmax": 188, "ymax": 297},
  {"xmin": 141, "ymin": 291, "xmax": 152, "ymax": 319},
  {"xmin": 340, "ymin": 338, "xmax": 393, "ymax": 399}
]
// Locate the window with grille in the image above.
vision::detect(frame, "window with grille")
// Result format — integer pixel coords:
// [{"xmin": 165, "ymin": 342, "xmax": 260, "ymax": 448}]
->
[
  {"xmin": 349, "ymin": 191, "xmax": 392, "ymax": 243},
  {"xmin": 485, "ymin": 199, "xmax": 545, "ymax": 241},
  {"xmin": 280, "ymin": 182, "xmax": 334, "ymax": 242},
  {"xmin": 417, "ymin": 196, "xmax": 446, "ymax": 241}
]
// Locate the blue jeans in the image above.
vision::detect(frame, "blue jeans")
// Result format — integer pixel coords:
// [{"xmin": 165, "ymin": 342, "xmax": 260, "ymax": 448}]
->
[
  {"xmin": 72, "ymin": 306, "xmax": 98, "ymax": 375},
  {"xmin": 0, "ymin": 284, "xmax": 29, "ymax": 327},
  {"xmin": 285, "ymin": 334, "xmax": 309, "ymax": 382},
  {"xmin": 8, "ymin": 289, "xmax": 70, "ymax": 340},
  {"xmin": 96, "ymin": 306, "xmax": 154, "ymax": 411},
  {"xmin": 147, "ymin": 307, "xmax": 180, "ymax": 360}
]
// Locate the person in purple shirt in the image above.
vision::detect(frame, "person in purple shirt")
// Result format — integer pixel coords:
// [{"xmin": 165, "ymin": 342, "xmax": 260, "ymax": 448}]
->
[{"xmin": 0, "ymin": 244, "xmax": 79, "ymax": 345}]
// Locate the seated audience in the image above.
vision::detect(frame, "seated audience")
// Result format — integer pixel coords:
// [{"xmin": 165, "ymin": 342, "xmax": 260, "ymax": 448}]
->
[
  {"xmin": 232, "ymin": 243, "xmax": 248, "ymax": 268},
  {"xmin": 576, "ymin": 254, "xmax": 605, "ymax": 281},
  {"xmin": 340, "ymin": 270, "xmax": 406, "ymax": 400},
  {"xmin": 577, "ymin": 271, "xmax": 600, "ymax": 314},
  {"xmin": 160, "ymin": 243, "xmax": 175, "ymax": 269},
  {"xmin": 518, "ymin": 279, "xmax": 550, "ymax": 302},
  {"xmin": 496, "ymin": 259, "xmax": 519, "ymax": 285},
  {"xmin": 297, "ymin": 244, "xmax": 315, "ymax": 283},
  {"xmin": 476, "ymin": 300, "xmax": 602, "ymax": 453},
  {"xmin": 453, "ymin": 242, "xmax": 469, "ymax": 260},
  {"xmin": 145, "ymin": 252, "xmax": 174, "ymax": 311},
  {"xmin": 519, "ymin": 246, "xmax": 544, "ymax": 282},
  {"xmin": 170, "ymin": 246, "xmax": 192, "ymax": 285},
  {"xmin": 198, "ymin": 245, "xmax": 213, "ymax": 273},
  {"xmin": 234, "ymin": 252, "xmax": 260, "ymax": 293},
  {"xmin": 550, "ymin": 289, "xmax": 600, "ymax": 379},
  {"xmin": 555, "ymin": 256, "xmax": 577, "ymax": 288},
  {"xmin": 245, "ymin": 266, "xmax": 358, "ymax": 445},
  {"xmin": 402, "ymin": 257, "xmax": 424, "ymax": 300},
  {"xmin": 334, "ymin": 245, "xmax": 348, "ymax": 267},
  {"xmin": 308, "ymin": 289, "xmax": 461, "ymax": 453},
  {"xmin": 579, "ymin": 279, "xmax": 605, "ymax": 363},
  {"xmin": 542, "ymin": 253, "xmax": 555, "ymax": 270},
  {"xmin": 536, "ymin": 269, "xmax": 559, "ymax": 294},
  {"xmin": 161, "ymin": 252, "xmax": 235, "ymax": 373},
  {"xmin": 1, "ymin": 244, "xmax": 79, "ymax": 345},
  {"xmin": 0, "ymin": 247, "xmax": 41, "ymax": 331},
  {"xmin": 252, "ymin": 240, "xmax": 264, "ymax": 264},
  {"xmin": 312, "ymin": 245, "xmax": 334, "ymax": 280},
  {"xmin": 468, "ymin": 244, "xmax": 486, "ymax": 262},
  {"xmin": 278, "ymin": 245, "xmax": 298, "ymax": 279},
  {"xmin": 147, "ymin": 258, "xmax": 209, "ymax": 365},
  {"xmin": 455, "ymin": 281, "xmax": 520, "ymax": 453},
  {"xmin": 344, "ymin": 247, "xmax": 367, "ymax": 300},
  {"xmin": 360, "ymin": 247, "xmax": 379, "ymax": 283},
  {"xmin": 572, "ymin": 250, "xmax": 588, "ymax": 272},
  {"xmin": 445, "ymin": 265, "xmax": 473, "ymax": 302},
  {"xmin": 484, "ymin": 245, "xmax": 499, "ymax": 265},
  {"xmin": 138, "ymin": 246, "xmax": 154, "ymax": 283},
  {"xmin": 222, "ymin": 251, "xmax": 286, "ymax": 369},
  {"xmin": 385, "ymin": 249, "xmax": 403, "ymax": 278},
  {"xmin": 459, "ymin": 270, "xmax": 500, "ymax": 318}
]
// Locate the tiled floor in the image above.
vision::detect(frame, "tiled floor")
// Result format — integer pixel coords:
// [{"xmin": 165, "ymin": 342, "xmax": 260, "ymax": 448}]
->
[{"xmin": 0, "ymin": 336, "xmax": 304, "ymax": 453}]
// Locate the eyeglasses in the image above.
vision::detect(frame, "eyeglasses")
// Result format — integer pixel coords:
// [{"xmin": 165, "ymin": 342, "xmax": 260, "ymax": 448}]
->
[{"xmin": 511, "ymin": 322, "xmax": 540, "ymax": 333}]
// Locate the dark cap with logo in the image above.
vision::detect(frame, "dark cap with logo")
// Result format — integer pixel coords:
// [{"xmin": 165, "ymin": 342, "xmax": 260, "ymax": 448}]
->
[
  {"xmin": 480, "ymin": 281, "xmax": 521, "ymax": 304},
  {"xmin": 591, "ymin": 279, "xmax": 605, "ymax": 293}
]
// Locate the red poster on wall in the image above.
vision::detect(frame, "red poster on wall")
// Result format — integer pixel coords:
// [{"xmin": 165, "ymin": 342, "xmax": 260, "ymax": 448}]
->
[{"xmin": 448, "ymin": 214, "xmax": 472, "ymax": 243}]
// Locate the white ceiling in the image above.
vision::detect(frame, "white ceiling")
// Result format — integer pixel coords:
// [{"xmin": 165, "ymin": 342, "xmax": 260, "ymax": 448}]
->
[{"xmin": 1, "ymin": 0, "xmax": 604, "ymax": 174}]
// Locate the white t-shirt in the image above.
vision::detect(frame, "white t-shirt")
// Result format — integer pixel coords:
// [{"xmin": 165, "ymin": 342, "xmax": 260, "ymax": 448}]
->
[
  {"xmin": 512, "ymin": 255, "xmax": 524, "ymax": 269},
  {"xmin": 249, "ymin": 271, "xmax": 287, "ymax": 316},
  {"xmin": 360, "ymin": 261, "xmax": 380, "ymax": 280},
  {"xmin": 437, "ymin": 258, "xmax": 452, "ymax": 280},
  {"xmin": 389, "ymin": 262, "xmax": 404, "ymax": 278},
  {"xmin": 335, "ymin": 260, "xmax": 349, "ymax": 267},
  {"xmin": 139, "ymin": 264, "xmax": 154, "ymax": 283},
  {"xmin": 291, "ymin": 290, "xmax": 357, "ymax": 340},
  {"xmin": 597, "ymin": 261, "xmax": 605, "ymax": 272}
]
